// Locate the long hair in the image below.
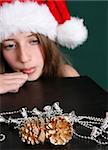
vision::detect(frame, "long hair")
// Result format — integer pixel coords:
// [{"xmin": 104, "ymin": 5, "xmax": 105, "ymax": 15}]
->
[
  {"xmin": 0, "ymin": 33, "xmax": 68, "ymax": 77},
  {"xmin": 0, "ymin": 43, "xmax": 5, "ymax": 73},
  {"xmin": 37, "ymin": 33, "xmax": 68, "ymax": 77},
  {"xmin": 0, "ymin": 43, "xmax": 13, "ymax": 73}
]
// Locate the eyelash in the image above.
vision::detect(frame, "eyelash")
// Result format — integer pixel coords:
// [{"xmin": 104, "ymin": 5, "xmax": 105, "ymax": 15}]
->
[
  {"xmin": 30, "ymin": 39, "xmax": 39, "ymax": 45},
  {"xmin": 3, "ymin": 39, "xmax": 39, "ymax": 50},
  {"xmin": 4, "ymin": 44, "xmax": 16, "ymax": 50}
]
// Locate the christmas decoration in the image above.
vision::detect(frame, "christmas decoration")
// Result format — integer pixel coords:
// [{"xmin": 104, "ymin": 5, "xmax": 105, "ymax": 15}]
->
[
  {"xmin": 46, "ymin": 116, "xmax": 73, "ymax": 145},
  {"xmin": 19, "ymin": 116, "xmax": 46, "ymax": 145},
  {"xmin": 0, "ymin": 0, "xmax": 88, "ymax": 49},
  {"xmin": 0, "ymin": 102, "xmax": 108, "ymax": 146}
]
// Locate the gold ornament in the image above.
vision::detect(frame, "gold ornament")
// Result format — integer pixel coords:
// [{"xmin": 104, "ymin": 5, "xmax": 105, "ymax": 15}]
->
[
  {"xmin": 46, "ymin": 116, "xmax": 73, "ymax": 145},
  {"xmin": 19, "ymin": 116, "xmax": 46, "ymax": 145}
]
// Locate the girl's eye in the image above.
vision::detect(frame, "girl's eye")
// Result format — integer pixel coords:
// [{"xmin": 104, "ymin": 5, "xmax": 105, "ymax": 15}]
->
[
  {"xmin": 30, "ymin": 39, "xmax": 39, "ymax": 45},
  {"xmin": 4, "ymin": 44, "xmax": 16, "ymax": 50}
]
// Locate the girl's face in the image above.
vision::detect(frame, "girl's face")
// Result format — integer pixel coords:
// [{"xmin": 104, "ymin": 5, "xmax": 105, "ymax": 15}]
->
[{"xmin": 2, "ymin": 32, "xmax": 44, "ymax": 81}]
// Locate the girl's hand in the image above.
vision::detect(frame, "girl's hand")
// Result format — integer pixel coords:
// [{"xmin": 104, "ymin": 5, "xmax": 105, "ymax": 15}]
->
[{"xmin": 0, "ymin": 72, "xmax": 28, "ymax": 94}]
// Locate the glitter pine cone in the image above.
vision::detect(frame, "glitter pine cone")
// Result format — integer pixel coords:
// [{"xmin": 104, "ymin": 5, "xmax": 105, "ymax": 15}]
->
[
  {"xmin": 46, "ymin": 116, "xmax": 73, "ymax": 145},
  {"xmin": 19, "ymin": 116, "xmax": 46, "ymax": 145},
  {"xmin": 18, "ymin": 115, "xmax": 73, "ymax": 145}
]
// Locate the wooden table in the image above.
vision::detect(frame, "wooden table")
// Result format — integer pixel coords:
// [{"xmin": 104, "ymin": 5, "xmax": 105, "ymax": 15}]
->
[{"xmin": 0, "ymin": 76, "xmax": 108, "ymax": 150}]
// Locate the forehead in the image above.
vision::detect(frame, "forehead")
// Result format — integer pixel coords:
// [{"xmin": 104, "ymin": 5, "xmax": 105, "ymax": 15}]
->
[{"xmin": 9, "ymin": 32, "xmax": 33, "ymax": 38}]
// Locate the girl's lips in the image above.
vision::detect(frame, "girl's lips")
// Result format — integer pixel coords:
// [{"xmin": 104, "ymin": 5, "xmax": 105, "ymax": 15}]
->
[{"xmin": 21, "ymin": 67, "xmax": 36, "ymax": 74}]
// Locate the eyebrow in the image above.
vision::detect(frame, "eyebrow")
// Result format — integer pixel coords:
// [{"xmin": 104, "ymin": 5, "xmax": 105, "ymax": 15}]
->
[
  {"xmin": 26, "ymin": 33, "xmax": 37, "ymax": 38},
  {"xmin": 3, "ymin": 39, "xmax": 15, "ymax": 42},
  {"xmin": 3, "ymin": 34, "xmax": 37, "ymax": 42}
]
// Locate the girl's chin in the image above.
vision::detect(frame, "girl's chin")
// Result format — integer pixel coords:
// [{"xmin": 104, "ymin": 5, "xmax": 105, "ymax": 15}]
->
[
  {"xmin": 27, "ymin": 77, "xmax": 37, "ymax": 81},
  {"xmin": 27, "ymin": 73, "xmax": 41, "ymax": 81},
  {"xmin": 27, "ymin": 76, "xmax": 38, "ymax": 81}
]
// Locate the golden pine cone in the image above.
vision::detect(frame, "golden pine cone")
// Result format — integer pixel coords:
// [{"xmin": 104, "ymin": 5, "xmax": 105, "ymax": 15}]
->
[
  {"xmin": 19, "ymin": 116, "xmax": 46, "ymax": 145},
  {"xmin": 46, "ymin": 116, "xmax": 73, "ymax": 145}
]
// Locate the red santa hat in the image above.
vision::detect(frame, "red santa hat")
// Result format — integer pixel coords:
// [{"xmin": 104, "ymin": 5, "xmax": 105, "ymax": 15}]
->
[{"xmin": 0, "ymin": 0, "xmax": 88, "ymax": 49}]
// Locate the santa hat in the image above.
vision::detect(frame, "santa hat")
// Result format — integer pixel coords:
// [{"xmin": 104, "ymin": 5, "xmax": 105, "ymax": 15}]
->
[{"xmin": 0, "ymin": 0, "xmax": 88, "ymax": 49}]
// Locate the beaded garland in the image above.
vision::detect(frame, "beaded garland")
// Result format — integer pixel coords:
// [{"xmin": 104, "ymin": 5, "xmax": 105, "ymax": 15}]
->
[{"xmin": 0, "ymin": 102, "xmax": 108, "ymax": 145}]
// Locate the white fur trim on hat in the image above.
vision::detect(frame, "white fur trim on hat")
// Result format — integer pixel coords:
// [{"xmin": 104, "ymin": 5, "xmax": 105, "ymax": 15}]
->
[
  {"xmin": 0, "ymin": 1, "xmax": 88, "ymax": 49},
  {"xmin": 0, "ymin": 1, "xmax": 57, "ymax": 42},
  {"xmin": 57, "ymin": 17, "xmax": 88, "ymax": 49}
]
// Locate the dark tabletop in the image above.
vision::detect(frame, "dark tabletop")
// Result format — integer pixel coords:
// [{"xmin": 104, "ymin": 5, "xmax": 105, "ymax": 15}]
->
[{"xmin": 0, "ymin": 76, "xmax": 108, "ymax": 150}]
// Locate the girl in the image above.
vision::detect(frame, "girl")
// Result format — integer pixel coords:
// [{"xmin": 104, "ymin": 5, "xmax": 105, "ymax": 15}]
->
[{"xmin": 0, "ymin": 0, "xmax": 88, "ymax": 94}]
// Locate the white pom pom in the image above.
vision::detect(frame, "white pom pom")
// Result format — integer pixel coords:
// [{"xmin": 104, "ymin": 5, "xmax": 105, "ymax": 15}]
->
[{"xmin": 57, "ymin": 17, "xmax": 88, "ymax": 49}]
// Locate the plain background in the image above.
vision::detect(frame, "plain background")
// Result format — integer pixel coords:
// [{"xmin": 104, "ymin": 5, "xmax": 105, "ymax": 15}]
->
[{"xmin": 61, "ymin": 1, "xmax": 107, "ymax": 91}]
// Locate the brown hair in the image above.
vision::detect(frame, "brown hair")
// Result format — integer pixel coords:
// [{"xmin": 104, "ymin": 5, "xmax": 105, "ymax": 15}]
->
[
  {"xmin": 0, "ymin": 43, "xmax": 5, "ymax": 73},
  {"xmin": 0, "ymin": 33, "xmax": 68, "ymax": 77},
  {"xmin": 37, "ymin": 33, "xmax": 68, "ymax": 77},
  {"xmin": 0, "ymin": 43, "xmax": 13, "ymax": 73}
]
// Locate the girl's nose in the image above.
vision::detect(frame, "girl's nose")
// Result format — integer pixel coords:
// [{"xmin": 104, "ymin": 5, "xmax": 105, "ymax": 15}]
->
[{"xmin": 18, "ymin": 46, "xmax": 31, "ymax": 63}]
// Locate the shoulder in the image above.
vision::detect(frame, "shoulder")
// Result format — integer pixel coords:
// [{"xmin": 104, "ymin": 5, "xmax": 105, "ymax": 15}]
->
[{"xmin": 61, "ymin": 64, "xmax": 80, "ymax": 77}]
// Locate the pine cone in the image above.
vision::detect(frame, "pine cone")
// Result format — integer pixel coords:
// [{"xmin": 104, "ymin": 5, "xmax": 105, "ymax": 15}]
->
[
  {"xmin": 46, "ymin": 116, "xmax": 73, "ymax": 145},
  {"xmin": 19, "ymin": 116, "xmax": 46, "ymax": 145}
]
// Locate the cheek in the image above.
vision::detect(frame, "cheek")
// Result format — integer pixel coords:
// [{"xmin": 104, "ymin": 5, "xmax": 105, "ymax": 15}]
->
[
  {"xmin": 3, "ymin": 51, "xmax": 16, "ymax": 66},
  {"xmin": 33, "ymin": 48, "xmax": 44, "ymax": 64}
]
